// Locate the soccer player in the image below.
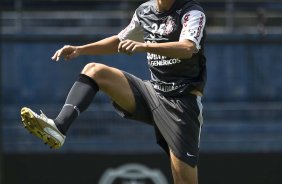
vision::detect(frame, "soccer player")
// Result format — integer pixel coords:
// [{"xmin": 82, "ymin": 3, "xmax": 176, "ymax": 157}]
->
[{"xmin": 21, "ymin": 0, "xmax": 206, "ymax": 183}]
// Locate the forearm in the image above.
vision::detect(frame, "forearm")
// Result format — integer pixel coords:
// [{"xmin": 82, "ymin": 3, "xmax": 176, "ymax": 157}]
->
[
  {"xmin": 78, "ymin": 35, "xmax": 120, "ymax": 55},
  {"xmin": 145, "ymin": 40, "xmax": 196, "ymax": 59}
]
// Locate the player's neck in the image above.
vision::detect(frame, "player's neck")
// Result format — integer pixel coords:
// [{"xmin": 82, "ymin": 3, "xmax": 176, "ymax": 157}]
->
[{"xmin": 156, "ymin": 0, "xmax": 176, "ymax": 12}]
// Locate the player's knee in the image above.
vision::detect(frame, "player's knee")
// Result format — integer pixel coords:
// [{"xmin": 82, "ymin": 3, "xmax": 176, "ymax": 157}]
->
[
  {"xmin": 81, "ymin": 62, "xmax": 114, "ymax": 89},
  {"xmin": 81, "ymin": 62, "xmax": 109, "ymax": 79}
]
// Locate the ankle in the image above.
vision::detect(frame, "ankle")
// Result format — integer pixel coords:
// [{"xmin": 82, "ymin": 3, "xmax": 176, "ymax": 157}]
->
[{"xmin": 54, "ymin": 119, "xmax": 67, "ymax": 135}]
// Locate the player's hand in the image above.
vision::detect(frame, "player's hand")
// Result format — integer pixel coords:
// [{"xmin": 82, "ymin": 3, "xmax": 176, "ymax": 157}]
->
[
  {"xmin": 51, "ymin": 45, "xmax": 80, "ymax": 61},
  {"xmin": 118, "ymin": 40, "xmax": 147, "ymax": 55}
]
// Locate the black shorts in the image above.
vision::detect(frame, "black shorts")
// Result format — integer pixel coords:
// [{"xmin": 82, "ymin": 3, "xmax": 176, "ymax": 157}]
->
[{"xmin": 113, "ymin": 72, "xmax": 203, "ymax": 167}]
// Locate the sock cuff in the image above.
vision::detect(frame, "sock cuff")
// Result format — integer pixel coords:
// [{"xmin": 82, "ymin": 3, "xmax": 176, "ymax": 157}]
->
[{"xmin": 78, "ymin": 74, "xmax": 100, "ymax": 91}]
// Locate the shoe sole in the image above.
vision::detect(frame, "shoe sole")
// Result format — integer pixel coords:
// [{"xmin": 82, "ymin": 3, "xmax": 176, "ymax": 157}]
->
[{"xmin": 21, "ymin": 107, "xmax": 61, "ymax": 149}]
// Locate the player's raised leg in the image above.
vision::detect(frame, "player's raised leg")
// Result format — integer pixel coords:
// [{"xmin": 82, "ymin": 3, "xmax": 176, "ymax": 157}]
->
[
  {"xmin": 21, "ymin": 62, "xmax": 136, "ymax": 149},
  {"xmin": 170, "ymin": 150, "xmax": 198, "ymax": 184}
]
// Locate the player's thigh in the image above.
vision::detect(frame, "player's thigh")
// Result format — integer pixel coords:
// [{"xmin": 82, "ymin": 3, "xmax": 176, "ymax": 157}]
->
[
  {"xmin": 170, "ymin": 150, "xmax": 198, "ymax": 184},
  {"xmin": 81, "ymin": 62, "xmax": 136, "ymax": 113}
]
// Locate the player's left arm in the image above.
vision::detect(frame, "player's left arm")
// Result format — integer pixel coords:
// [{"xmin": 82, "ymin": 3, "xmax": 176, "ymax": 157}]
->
[
  {"xmin": 118, "ymin": 10, "xmax": 206, "ymax": 59},
  {"xmin": 118, "ymin": 39, "xmax": 196, "ymax": 59}
]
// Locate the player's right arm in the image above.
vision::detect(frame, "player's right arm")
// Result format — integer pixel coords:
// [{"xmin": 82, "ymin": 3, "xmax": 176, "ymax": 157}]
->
[
  {"xmin": 51, "ymin": 35, "xmax": 120, "ymax": 61},
  {"xmin": 52, "ymin": 11, "xmax": 142, "ymax": 62}
]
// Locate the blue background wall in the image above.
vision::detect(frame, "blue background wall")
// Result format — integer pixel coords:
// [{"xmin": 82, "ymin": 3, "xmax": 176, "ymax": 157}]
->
[{"xmin": 2, "ymin": 34, "xmax": 282, "ymax": 153}]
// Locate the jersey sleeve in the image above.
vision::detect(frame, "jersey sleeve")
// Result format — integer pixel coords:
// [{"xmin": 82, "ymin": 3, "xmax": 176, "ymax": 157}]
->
[
  {"xmin": 179, "ymin": 10, "xmax": 206, "ymax": 51},
  {"xmin": 118, "ymin": 12, "xmax": 144, "ymax": 42}
]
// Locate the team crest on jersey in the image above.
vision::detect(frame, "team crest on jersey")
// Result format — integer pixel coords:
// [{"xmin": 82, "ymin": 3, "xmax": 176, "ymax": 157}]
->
[{"xmin": 164, "ymin": 16, "xmax": 176, "ymax": 35}]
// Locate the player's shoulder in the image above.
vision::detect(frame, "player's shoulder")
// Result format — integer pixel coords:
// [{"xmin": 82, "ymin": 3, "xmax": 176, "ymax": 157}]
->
[
  {"xmin": 135, "ymin": 0, "xmax": 155, "ymax": 14},
  {"xmin": 178, "ymin": 0, "xmax": 205, "ymax": 14}
]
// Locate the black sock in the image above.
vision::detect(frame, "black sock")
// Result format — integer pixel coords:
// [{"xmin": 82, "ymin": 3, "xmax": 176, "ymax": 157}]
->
[{"xmin": 54, "ymin": 74, "xmax": 99, "ymax": 135}]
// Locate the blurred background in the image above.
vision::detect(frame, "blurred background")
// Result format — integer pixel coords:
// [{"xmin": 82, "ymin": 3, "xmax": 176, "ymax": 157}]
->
[{"xmin": 1, "ymin": 0, "xmax": 282, "ymax": 183}]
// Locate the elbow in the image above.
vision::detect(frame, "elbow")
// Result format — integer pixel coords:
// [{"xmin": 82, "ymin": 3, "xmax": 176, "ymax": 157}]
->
[
  {"xmin": 181, "ymin": 48, "xmax": 195, "ymax": 59},
  {"xmin": 185, "ymin": 50, "xmax": 194, "ymax": 59},
  {"xmin": 179, "ymin": 41, "xmax": 197, "ymax": 59}
]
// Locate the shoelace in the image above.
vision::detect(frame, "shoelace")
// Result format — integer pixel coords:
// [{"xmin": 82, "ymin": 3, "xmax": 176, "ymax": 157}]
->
[{"xmin": 33, "ymin": 110, "xmax": 48, "ymax": 122}]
